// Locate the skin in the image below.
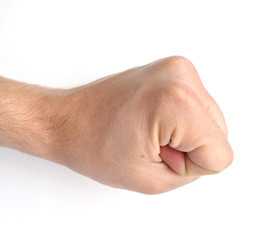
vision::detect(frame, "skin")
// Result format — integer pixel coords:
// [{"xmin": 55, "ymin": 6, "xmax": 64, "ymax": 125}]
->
[{"xmin": 0, "ymin": 56, "xmax": 233, "ymax": 194}]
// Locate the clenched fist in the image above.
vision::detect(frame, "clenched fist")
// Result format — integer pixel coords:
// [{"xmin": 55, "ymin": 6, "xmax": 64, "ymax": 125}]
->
[{"xmin": 0, "ymin": 56, "xmax": 233, "ymax": 194}]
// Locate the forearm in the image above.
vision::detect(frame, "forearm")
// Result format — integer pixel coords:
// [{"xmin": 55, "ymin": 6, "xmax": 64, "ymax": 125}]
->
[{"xmin": 0, "ymin": 76, "xmax": 60, "ymax": 160}]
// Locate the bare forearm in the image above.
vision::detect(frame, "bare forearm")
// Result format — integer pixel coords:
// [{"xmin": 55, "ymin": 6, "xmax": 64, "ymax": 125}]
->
[{"xmin": 0, "ymin": 76, "xmax": 58, "ymax": 159}]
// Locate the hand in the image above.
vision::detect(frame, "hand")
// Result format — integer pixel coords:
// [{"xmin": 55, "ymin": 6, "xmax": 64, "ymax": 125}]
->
[{"xmin": 47, "ymin": 56, "xmax": 233, "ymax": 194}]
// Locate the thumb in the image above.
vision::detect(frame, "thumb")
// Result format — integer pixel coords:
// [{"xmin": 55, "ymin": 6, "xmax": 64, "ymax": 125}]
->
[{"xmin": 160, "ymin": 135, "xmax": 233, "ymax": 176}]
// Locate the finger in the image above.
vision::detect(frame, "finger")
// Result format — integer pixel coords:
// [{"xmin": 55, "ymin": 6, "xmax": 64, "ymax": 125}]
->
[
  {"xmin": 159, "ymin": 82, "xmax": 233, "ymax": 176},
  {"xmin": 204, "ymin": 92, "xmax": 228, "ymax": 137},
  {"xmin": 165, "ymin": 56, "xmax": 228, "ymax": 136},
  {"xmin": 160, "ymin": 146, "xmax": 216, "ymax": 176},
  {"xmin": 193, "ymin": 77, "xmax": 229, "ymax": 137},
  {"xmin": 159, "ymin": 146, "xmax": 186, "ymax": 175},
  {"xmin": 187, "ymin": 78, "xmax": 229, "ymax": 137}
]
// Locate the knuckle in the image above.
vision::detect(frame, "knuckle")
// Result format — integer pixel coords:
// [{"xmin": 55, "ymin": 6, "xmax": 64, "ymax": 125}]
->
[
  {"xmin": 157, "ymin": 80, "xmax": 201, "ymax": 114},
  {"xmin": 160, "ymin": 56, "xmax": 197, "ymax": 77}
]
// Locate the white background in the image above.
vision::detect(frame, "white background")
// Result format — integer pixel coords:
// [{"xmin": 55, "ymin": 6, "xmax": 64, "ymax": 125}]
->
[{"xmin": 0, "ymin": 0, "xmax": 262, "ymax": 239}]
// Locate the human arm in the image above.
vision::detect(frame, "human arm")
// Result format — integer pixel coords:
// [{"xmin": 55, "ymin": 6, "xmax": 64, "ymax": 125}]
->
[{"xmin": 0, "ymin": 56, "xmax": 233, "ymax": 194}]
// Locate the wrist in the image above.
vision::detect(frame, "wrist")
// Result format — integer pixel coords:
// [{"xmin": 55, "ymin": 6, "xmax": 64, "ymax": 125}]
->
[{"xmin": 46, "ymin": 86, "xmax": 95, "ymax": 165}]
